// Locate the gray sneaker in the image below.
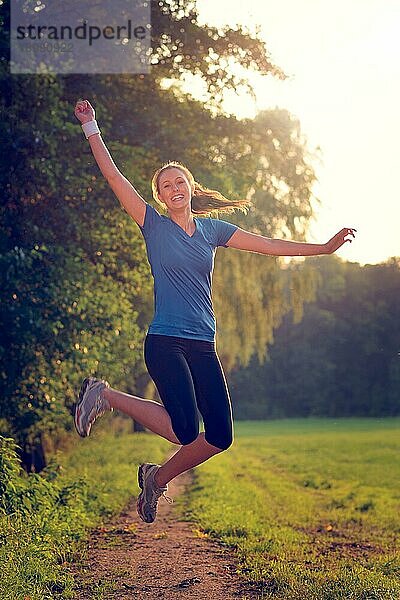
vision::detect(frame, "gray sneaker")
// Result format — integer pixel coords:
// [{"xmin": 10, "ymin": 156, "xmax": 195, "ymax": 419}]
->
[
  {"xmin": 74, "ymin": 377, "xmax": 112, "ymax": 437},
  {"xmin": 137, "ymin": 463, "xmax": 173, "ymax": 523}
]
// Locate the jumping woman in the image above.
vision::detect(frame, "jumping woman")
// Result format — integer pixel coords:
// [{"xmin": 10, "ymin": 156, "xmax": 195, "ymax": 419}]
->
[{"xmin": 73, "ymin": 99, "xmax": 356, "ymax": 524}]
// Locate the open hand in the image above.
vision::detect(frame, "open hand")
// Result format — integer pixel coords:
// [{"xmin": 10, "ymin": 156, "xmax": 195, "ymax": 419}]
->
[
  {"xmin": 74, "ymin": 99, "xmax": 95, "ymax": 124},
  {"xmin": 325, "ymin": 228, "xmax": 357, "ymax": 254}
]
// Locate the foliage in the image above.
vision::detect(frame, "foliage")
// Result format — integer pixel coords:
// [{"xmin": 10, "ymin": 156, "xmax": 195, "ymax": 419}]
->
[
  {"xmin": 230, "ymin": 256, "xmax": 400, "ymax": 418},
  {"xmin": 0, "ymin": 429, "xmax": 171, "ymax": 599},
  {"xmin": 0, "ymin": 73, "xmax": 152, "ymax": 467},
  {"xmin": 1, "ymin": 0, "xmax": 318, "ymax": 469},
  {"xmin": 149, "ymin": 0, "xmax": 286, "ymax": 101}
]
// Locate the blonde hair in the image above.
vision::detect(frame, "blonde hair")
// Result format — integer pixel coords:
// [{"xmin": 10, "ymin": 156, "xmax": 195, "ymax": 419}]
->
[{"xmin": 151, "ymin": 161, "xmax": 251, "ymax": 216}]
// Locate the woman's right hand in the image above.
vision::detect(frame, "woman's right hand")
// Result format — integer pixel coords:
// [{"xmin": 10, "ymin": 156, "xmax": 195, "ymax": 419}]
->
[{"xmin": 74, "ymin": 99, "xmax": 95, "ymax": 124}]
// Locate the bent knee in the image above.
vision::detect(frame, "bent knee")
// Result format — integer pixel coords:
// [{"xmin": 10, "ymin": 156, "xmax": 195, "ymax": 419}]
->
[
  {"xmin": 175, "ymin": 426, "xmax": 199, "ymax": 446},
  {"xmin": 205, "ymin": 431, "xmax": 234, "ymax": 452}
]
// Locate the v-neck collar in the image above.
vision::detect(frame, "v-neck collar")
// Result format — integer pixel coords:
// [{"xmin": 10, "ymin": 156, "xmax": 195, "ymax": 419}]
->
[{"xmin": 169, "ymin": 217, "xmax": 198, "ymax": 239}]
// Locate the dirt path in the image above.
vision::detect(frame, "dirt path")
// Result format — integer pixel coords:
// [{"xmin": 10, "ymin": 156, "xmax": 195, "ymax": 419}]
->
[{"xmin": 70, "ymin": 468, "xmax": 259, "ymax": 599}]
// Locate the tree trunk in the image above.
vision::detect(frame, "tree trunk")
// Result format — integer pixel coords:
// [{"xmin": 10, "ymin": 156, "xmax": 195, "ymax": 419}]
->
[{"xmin": 19, "ymin": 433, "xmax": 47, "ymax": 473}]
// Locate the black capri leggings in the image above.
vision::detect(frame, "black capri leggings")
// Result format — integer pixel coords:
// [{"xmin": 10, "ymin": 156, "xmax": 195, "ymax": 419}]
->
[{"xmin": 144, "ymin": 333, "xmax": 234, "ymax": 450}]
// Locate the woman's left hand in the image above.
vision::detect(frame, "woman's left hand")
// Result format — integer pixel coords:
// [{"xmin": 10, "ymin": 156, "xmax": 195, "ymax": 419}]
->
[{"xmin": 324, "ymin": 228, "xmax": 357, "ymax": 254}]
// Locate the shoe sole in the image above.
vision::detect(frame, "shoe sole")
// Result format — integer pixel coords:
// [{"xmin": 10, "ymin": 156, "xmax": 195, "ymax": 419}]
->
[
  {"xmin": 137, "ymin": 464, "xmax": 156, "ymax": 523},
  {"xmin": 74, "ymin": 377, "xmax": 91, "ymax": 437},
  {"xmin": 138, "ymin": 464, "xmax": 145, "ymax": 489},
  {"xmin": 137, "ymin": 495, "xmax": 152, "ymax": 523}
]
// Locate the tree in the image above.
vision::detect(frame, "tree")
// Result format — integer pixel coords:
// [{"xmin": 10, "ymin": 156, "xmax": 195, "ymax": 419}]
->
[
  {"xmin": 230, "ymin": 256, "xmax": 400, "ymax": 418},
  {"xmin": 1, "ymin": 0, "xmax": 319, "ymax": 469}
]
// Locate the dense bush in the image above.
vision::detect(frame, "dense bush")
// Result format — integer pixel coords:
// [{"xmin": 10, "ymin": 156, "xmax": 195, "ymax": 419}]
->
[{"xmin": 0, "ymin": 431, "xmax": 171, "ymax": 599}]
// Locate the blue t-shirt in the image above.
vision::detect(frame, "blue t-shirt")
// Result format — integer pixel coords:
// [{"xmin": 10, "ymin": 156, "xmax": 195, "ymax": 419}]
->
[{"xmin": 138, "ymin": 203, "xmax": 238, "ymax": 341}]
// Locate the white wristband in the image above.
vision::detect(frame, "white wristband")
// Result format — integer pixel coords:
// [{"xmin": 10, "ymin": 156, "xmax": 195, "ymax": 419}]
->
[{"xmin": 81, "ymin": 120, "xmax": 100, "ymax": 139}]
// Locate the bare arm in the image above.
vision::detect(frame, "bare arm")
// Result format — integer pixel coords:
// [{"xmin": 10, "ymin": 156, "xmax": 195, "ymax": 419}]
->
[
  {"xmin": 74, "ymin": 100, "xmax": 146, "ymax": 227},
  {"xmin": 226, "ymin": 227, "xmax": 357, "ymax": 256}
]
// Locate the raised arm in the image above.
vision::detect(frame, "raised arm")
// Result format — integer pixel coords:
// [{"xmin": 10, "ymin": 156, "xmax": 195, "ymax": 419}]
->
[
  {"xmin": 226, "ymin": 227, "xmax": 357, "ymax": 256},
  {"xmin": 74, "ymin": 99, "xmax": 146, "ymax": 227}
]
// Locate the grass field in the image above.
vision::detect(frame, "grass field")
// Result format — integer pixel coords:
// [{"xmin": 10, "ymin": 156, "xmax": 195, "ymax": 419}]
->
[
  {"xmin": 0, "ymin": 419, "xmax": 171, "ymax": 600},
  {"xmin": 2, "ymin": 417, "xmax": 399, "ymax": 599},
  {"xmin": 183, "ymin": 418, "xmax": 400, "ymax": 599}
]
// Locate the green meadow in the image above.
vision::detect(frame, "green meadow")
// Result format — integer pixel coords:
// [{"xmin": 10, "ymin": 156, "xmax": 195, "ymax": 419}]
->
[
  {"xmin": 1, "ymin": 418, "xmax": 399, "ymax": 599},
  {"xmin": 184, "ymin": 418, "xmax": 400, "ymax": 599}
]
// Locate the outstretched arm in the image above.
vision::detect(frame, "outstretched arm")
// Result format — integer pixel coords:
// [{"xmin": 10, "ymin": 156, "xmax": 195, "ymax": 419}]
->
[
  {"xmin": 226, "ymin": 227, "xmax": 357, "ymax": 256},
  {"xmin": 74, "ymin": 99, "xmax": 146, "ymax": 227}
]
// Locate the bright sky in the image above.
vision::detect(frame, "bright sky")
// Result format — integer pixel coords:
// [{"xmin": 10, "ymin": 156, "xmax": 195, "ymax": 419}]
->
[{"xmin": 194, "ymin": 0, "xmax": 400, "ymax": 265}]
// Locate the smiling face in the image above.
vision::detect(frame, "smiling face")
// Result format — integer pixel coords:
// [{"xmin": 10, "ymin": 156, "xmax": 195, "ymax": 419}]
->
[{"xmin": 156, "ymin": 167, "xmax": 193, "ymax": 213}]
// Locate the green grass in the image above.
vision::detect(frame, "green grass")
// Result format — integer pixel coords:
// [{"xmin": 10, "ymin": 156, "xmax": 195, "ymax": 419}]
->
[
  {"xmin": 2, "ymin": 417, "xmax": 399, "ymax": 599},
  {"xmin": 184, "ymin": 418, "xmax": 400, "ymax": 599},
  {"xmin": 0, "ymin": 418, "xmax": 172, "ymax": 600}
]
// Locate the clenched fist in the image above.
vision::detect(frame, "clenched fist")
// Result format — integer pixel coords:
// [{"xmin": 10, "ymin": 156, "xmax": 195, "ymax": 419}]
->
[{"xmin": 74, "ymin": 99, "xmax": 95, "ymax": 124}]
